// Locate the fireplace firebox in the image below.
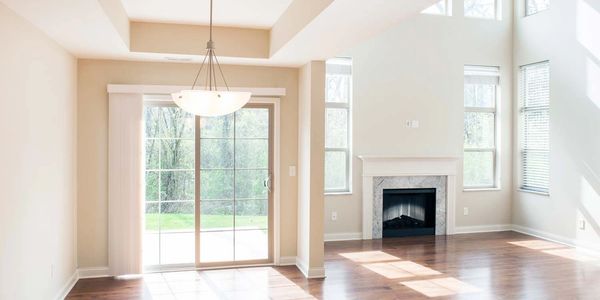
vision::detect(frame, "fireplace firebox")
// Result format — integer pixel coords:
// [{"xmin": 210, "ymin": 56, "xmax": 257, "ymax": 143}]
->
[{"xmin": 382, "ymin": 188, "xmax": 436, "ymax": 237}]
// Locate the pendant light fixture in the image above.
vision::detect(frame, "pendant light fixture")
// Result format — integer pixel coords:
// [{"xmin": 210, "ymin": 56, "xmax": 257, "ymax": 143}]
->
[{"xmin": 172, "ymin": 0, "xmax": 251, "ymax": 117}]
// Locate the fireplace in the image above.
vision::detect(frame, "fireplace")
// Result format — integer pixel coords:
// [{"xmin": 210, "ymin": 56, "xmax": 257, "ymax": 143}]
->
[{"xmin": 382, "ymin": 188, "xmax": 436, "ymax": 237}]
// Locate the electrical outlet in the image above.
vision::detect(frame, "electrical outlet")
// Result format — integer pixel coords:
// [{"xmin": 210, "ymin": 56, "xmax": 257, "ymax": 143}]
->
[
  {"xmin": 331, "ymin": 211, "xmax": 338, "ymax": 221},
  {"xmin": 463, "ymin": 207, "xmax": 469, "ymax": 216},
  {"xmin": 289, "ymin": 166, "xmax": 296, "ymax": 177},
  {"xmin": 405, "ymin": 120, "xmax": 420, "ymax": 128},
  {"xmin": 579, "ymin": 219, "xmax": 586, "ymax": 230}
]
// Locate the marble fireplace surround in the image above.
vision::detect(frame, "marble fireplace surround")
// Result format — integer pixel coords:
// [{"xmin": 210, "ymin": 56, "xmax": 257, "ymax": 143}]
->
[{"xmin": 359, "ymin": 156, "xmax": 459, "ymax": 240}]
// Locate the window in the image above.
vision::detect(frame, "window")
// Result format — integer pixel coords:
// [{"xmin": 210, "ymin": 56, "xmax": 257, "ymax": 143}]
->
[
  {"xmin": 325, "ymin": 58, "xmax": 352, "ymax": 193},
  {"xmin": 463, "ymin": 66, "xmax": 500, "ymax": 189},
  {"xmin": 519, "ymin": 62, "xmax": 550, "ymax": 194},
  {"xmin": 526, "ymin": 0, "xmax": 549, "ymax": 16},
  {"xmin": 422, "ymin": 0, "xmax": 452, "ymax": 16},
  {"xmin": 464, "ymin": 0, "xmax": 499, "ymax": 19}
]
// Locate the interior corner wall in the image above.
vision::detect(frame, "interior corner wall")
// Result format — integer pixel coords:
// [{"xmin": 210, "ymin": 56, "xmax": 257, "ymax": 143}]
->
[
  {"xmin": 512, "ymin": 0, "xmax": 600, "ymax": 250},
  {"xmin": 297, "ymin": 61, "xmax": 325, "ymax": 275},
  {"xmin": 324, "ymin": 0, "xmax": 515, "ymax": 237},
  {"xmin": 0, "ymin": 3, "xmax": 78, "ymax": 299},
  {"xmin": 77, "ymin": 59, "xmax": 299, "ymax": 268}
]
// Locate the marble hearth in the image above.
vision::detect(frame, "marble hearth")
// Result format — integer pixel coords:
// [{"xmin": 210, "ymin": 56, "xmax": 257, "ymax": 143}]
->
[{"xmin": 359, "ymin": 156, "xmax": 459, "ymax": 240}]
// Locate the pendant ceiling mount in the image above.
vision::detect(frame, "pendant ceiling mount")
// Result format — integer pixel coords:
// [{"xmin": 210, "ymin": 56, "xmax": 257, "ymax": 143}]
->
[{"xmin": 172, "ymin": 0, "xmax": 251, "ymax": 117}]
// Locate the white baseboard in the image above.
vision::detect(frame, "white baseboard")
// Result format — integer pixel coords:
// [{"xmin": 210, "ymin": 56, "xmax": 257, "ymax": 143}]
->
[
  {"xmin": 277, "ymin": 256, "xmax": 297, "ymax": 266},
  {"xmin": 55, "ymin": 270, "xmax": 78, "ymax": 300},
  {"xmin": 295, "ymin": 257, "xmax": 326, "ymax": 279},
  {"xmin": 512, "ymin": 225, "xmax": 600, "ymax": 253},
  {"xmin": 78, "ymin": 266, "xmax": 110, "ymax": 279},
  {"xmin": 454, "ymin": 224, "xmax": 512, "ymax": 234},
  {"xmin": 324, "ymin": 232, "xmax": 363, "ymax": 242}
]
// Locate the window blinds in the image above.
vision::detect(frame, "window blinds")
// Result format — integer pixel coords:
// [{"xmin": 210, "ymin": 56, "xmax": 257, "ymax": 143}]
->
[{"xmin": 520, "ymin": 62, "xmax": 550, "ymax": 193}]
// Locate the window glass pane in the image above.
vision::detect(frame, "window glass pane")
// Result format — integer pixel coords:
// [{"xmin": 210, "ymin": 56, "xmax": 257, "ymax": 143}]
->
[
  {"xmin": 200, "ymin": 114, "xmax": 234, "ymax": 138},
  {"xmin": 200, "ymin": 139, "xmax": 233, "ymax": 169},
  {"xmin": 464, "ymin": 151, "xmax": 494, "ymax": 187},
  {"xmin": 145, "ymin": 140, "xmax": 160, "ymax": 169},
  {"xmin": 325, "ymin": 108, "xmax": 349, "ymax": 148},
  {"xmin": 161, "ymin": 171, "xmax": 195, "ymax": 200},
  {"xmin": 526, "ymin": 0, "xmax": 549, "ymax": 15},
  {"xmin": 326, "ymin": 74, "xmax": 351, "ymax": 103},
  {"xmin": 422, "ymin": 0, "xmax": 448, "ymax": 15},
  {"xmin": 235, "ymin": 108, "xmax": 269, "ymax": 138},
  {"xmin": 146, "ymin": 171, "xmax": 159, "ymax": 201},
  {"xmin": 200, "ymin": 170, "xmax": 234, "ymax": 200},
  {"xmin": 160, "ymin": 107, "xmax": 195, "ymax": 139},
  {"xmin": 235, "ymin": 139, "xmax": 268, "ymax": 169},
  {"xmin": 235, "ymin": 169, "xmax": 268, "ymax": 200},
  {"xmin": 522, "ymin": 109, "xmax": 549, "ymax": 150},
  {"xmin": 145, "ymin": 106, "xmax": 161, "ymax": 138},
  {"xmin": 325, "ymin": 151, "xmax": 347, "ymax": 191},
  {"xmin": 161, "ymin": 139, "xmax": 194, "ymax": 170},
  {"xmin": 464, "ymin": 0, "xmax": 496, "ymax": 19},
  {"xmin": 464, "ymin": 84, "xmax": 495, "ymax": 108},
  {"xmin": 200, "ymin": 200, "xmax": 233, "ymax": 230},
  {"xmin": 523, "ymin": 64, "xmax": 550, "ymax": 107},
  {"xmin": 464, "ymin": 112, "xmax": 495, "ymax": 148}
]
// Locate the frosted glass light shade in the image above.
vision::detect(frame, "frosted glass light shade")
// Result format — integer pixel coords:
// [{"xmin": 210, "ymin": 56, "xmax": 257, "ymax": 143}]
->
[{"xmin": 172, "ymin": 90, "xmax": 252, "ymax": 117}]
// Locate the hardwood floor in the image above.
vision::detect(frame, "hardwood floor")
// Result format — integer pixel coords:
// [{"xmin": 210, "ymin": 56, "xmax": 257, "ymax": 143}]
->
[{"xmin": 67, "ymin": 231, "xmax": 600, "ymax": 299}]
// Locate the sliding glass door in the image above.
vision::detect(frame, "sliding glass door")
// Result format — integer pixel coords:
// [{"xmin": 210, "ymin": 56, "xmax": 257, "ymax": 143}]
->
[{"xmin": 143, "ymin": 102, "xmax": 273, "ymax": 269}]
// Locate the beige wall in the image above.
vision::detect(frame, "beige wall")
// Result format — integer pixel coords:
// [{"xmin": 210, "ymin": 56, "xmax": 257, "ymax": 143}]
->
[
  {"xmin": 77, "ymin": 59, "xmax": 298, "ymax": 267},
  {"xmin": 297, "ymin": 61, "xmax": 325, "ymax": 274},
  {"xmin": 0, "ymin": 3, "xmax": 77, "ymax": 299},
  {"xmin": 512, "ymin": 0, "xmax": 600, "ymax": 249},
  {"xmin": 325, "ymin": 0, "xmax": 515, "ymax": 236}
]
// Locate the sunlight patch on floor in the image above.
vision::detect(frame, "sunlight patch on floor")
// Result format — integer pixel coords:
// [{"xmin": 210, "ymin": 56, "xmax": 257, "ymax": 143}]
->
[
  {"xmin": 400, "ymin": 277, "xmax": 481, "ymax": 297},
  {"xmin": 142, "ymin": 267, "xmax": 315, "ymax": 300},
  {"xmin": 542, "ymin": 248, "xmax": 600, "ymax": 262},
  {"xmin": 508, "ymin": 240, "xmax": 566, "ymax": 250},
  {"xmin": 362, "ymin": 261, "xmax": 441, "ymax": 279},
  {"xmin": 339, "ymin": 251, "xmax": 400, "ymax": 263}
]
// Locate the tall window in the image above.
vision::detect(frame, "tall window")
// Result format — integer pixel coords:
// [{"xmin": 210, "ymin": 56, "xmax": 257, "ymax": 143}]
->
[
  {"xmin": 463, "ymin": 66, "xmax": 500, "ymax": 189},
  {"xmin": 526, "ymin": 0, "xmax": 549, "ymax": 16},
  {"xmin": 519, "ymin": 62, "xmax": 550, "ymax": 194},
  {"xmin": 464, "ymin": 0, "xmax": 499, "ymax": 19},
  {"xmin": 422, "ymin": 0, "xmax": 452, "ymax": 16},
  {"xmin": 325, "ymin": 58, "xmax": 352, "ymax": 193}
]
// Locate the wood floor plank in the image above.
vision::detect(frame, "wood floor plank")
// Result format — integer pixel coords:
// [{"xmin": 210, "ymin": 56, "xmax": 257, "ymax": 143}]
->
[{"xmin": 66, "ymin": 231, "xmax": 600, "ymax": 299}]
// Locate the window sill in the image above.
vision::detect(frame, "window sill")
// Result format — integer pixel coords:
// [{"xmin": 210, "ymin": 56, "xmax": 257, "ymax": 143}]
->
[
  {"xmin": 517, "ymin": 189, "xmax": 550, "ymax": 197},
  {"xmin": 463, "ymin": 187, "xmax": 501, "ymax": 192},
  {"xmin": 325, "ymin": 192, "xmax": 353, "ymax": 196}
]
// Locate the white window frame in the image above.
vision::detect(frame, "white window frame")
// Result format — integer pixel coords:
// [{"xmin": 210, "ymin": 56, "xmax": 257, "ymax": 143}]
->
[
  {"xmin": 463, "ymin": 65, "xmax": 500, "ymax": 190},
  {"xmin": 518, "ymin": 61, "xmax": 550, "ymax": 195},
  {"xmin": 325, "ymin": 58, "xmax": 352, "ymax": 194},
  {"xmin": 464, "ymin": 0, "xmax": 501, "ymax": 20},
  {"xmin": 525, "ymin": 0, "xmax": 550, "ymax": 16}
]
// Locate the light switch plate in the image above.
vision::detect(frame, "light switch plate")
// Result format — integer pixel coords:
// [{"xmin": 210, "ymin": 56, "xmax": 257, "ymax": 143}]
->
[{"xmin": 289, "ymin": 166, "xmax": 296, "ymax": 177}]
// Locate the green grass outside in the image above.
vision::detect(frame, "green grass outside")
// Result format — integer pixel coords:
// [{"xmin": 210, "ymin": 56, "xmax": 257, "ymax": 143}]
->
[{"xmin": 145, "ymin": 213, "xmax": 267, "ymax": 231}]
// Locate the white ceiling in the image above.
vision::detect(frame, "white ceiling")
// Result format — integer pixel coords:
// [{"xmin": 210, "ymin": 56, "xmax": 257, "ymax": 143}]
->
[{"xmin": 121, "ymin": 0, "xmax": 294, "ymax": 28}]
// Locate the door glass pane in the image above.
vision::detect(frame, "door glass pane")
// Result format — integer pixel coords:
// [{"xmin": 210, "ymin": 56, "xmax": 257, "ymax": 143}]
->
[
  {"xmin": 144, "ymin": 105, "xmax": 195, "ymax": 267},
  {"xmin": 200, "ymin": 107, "xmax": 270, "ymax": 264}
]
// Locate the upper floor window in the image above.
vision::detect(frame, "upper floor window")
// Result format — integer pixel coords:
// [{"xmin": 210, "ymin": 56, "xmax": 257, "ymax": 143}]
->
[
  {"xmin": 464, "ymin": 0, "xmax": 499, "ymax": 19},
  {"xmin": 422, "ymin": 0, "xmax": 452, "ymax": 16},
  {"xmin": 526, "ymin": 0, "xmax": 549, "ymax": 16},
  {"xmin": 325, "ymin": 58, "xmax": 352, "ymax": 194},
  {"xmin": 463, "ymin": 65, "xmax": 500, "ymax": 189},
  {"xmin": 519, "ymin": 62, "xmax": 550, "ymax": 194}
]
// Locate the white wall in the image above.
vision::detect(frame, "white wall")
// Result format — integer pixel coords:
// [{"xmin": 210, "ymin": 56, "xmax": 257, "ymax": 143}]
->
[
  {"xmin": 0, "ymin": 3, "xmax": 77, "ymax": 299},
  {"xmin": 325, "ymin": 0, "xmax": 514, "ymax": 237},
  {"xmin": 512, "ymin": 0, "xmax": 600, "ymax": 249}
]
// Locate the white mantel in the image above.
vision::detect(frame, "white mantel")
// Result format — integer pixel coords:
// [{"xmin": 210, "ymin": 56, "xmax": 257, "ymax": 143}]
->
[{"xmin": 359, "ymin": 156, "xmax": 459, "ymax": 239}]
